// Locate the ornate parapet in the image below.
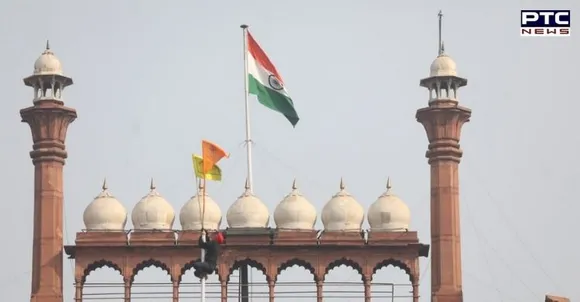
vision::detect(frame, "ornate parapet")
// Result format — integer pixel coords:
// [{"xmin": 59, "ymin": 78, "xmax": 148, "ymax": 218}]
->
[{"xmin": 66, "ymin": 228, "xmax": 429, "ymax": 289}]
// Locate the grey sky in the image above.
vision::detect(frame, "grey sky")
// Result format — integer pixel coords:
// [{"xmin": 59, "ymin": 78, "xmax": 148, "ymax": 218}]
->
[{"xmin": 1, "ymin": 0, "xmax": 578, "ymax": 301}]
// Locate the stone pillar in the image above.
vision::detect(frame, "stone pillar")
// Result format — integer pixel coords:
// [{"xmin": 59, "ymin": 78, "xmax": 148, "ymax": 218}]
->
[
  {"xmin": 364, "ymin": 279, "xmax": 371, "ymax": 302},
  {"xmin": 74, "ymin": 279, "xmax": 82, "ymax": 302},
  {"xmin": 412, "ymin": 282, "xmax": 420, "ymax": 302},
  {"xmin": 123, "ymin": 277, "xmax": 131, "ymax": 302},
  {"xmin": 220, "ymin": 280, "xmax": 227, "ymax": 302},
  {"xmin": 268, "ymin": 279, "xmax": 275, "ymax": 302},
  {"xmin": 316, "ymin": 280, "xmax": 323, "ymax": 302},
  {"xmin": 22, "ymin": 100, "xmax": 76, "ymax": 302},
  {"xmin": 416, "ymin": 99, "xmax": 471, "ymax": 302},
  {"xmin": 172, "ymin": 279, "xmax": 179, "ymax": 302}
]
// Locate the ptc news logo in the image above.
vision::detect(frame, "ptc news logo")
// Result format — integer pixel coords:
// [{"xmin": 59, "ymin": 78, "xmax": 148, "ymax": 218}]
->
[{"xmin": 521, "ymin": 10, "xmax": 570, "ymax": 36}]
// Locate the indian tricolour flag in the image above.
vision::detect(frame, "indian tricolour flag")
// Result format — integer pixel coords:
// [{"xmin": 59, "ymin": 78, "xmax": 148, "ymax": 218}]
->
[{"xmin": 246, "ymin": 31, "xmax": 299, "ymax": 127}]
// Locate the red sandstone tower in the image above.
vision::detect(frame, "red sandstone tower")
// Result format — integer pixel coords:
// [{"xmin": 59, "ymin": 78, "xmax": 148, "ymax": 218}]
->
[
  {"xmin": 21, "ymin": 42, "xmax": 77, "ymax": 302},
  {"xmin": 416, "ymin": 39, "xmax": 471, "ymax": 301}
]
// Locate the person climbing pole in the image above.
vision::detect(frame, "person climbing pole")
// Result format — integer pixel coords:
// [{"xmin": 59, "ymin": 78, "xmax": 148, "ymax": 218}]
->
[{"xmin": 193, "ymin": 229, "xmax": 225, "ymax": 279}]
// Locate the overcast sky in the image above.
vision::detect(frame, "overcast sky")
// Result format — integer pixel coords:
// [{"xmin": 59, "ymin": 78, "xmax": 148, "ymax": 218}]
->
[{"xmin": 0, "ymin": 0, "xmax": 578, "ymax": 301}]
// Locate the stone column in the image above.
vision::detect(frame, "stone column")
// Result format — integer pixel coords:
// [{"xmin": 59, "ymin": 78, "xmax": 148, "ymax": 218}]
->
[
  {"xmin": 221, "ymin": 280, "xmax": 227, "ymax": 302},
  {"xmin": 123, "ymin": 277, "xmax": 131, "ymax": 302},
  {"xmin": 268, "ymin": 279, "xmax": 275, "ymax": 302},
  {"xmin": 316, "ymin": 280, "xmax": 323, "ymax": 302},
  {"xmin": 21, "ymin": 100, "xmax": 76, "ymax": 302},
  {"xmin": 364, "ymin": 279, "xmax": 371, "ymax": 302},
  {"xmin": 172, "ymin": 279, "xmax": 179, "ymax": 302},
  {"xmin": 417, "ymin": 99, "xmax": 471, "ymax": 302},
  {"xmin": 74, "ymin": 279, "xmax": 82, "ymax": 302}
]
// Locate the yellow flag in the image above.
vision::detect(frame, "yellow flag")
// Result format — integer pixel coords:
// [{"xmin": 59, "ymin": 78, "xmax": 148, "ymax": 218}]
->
[{"xmin": 192, "ymin": 154, "xmax": 222, "ymax": 181}]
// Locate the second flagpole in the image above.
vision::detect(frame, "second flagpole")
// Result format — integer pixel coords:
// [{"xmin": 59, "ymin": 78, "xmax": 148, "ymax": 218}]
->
[
  {"xmin": 240, "ymin": 23, "xmax": 252, "ymax": 302},
  {"xmin": 199, "ymin": 178, "xmax": 207, "ymax": 302},
  {"xmin": 241, "ymin": 24, "xmax": 254, "ymax": 193}
]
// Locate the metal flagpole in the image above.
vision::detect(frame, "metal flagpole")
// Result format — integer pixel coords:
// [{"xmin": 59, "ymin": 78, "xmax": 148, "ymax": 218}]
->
[
  {"xmin": 240, "ymin": 23, "xmax": 252, "ymax": 302},
  {"xmin": 241, "ymin": 24, "xmax": 254, "ymax": 193},
  {"xmin": 199, "ymin": 178, "xmax": 207, "ymax": 302}
]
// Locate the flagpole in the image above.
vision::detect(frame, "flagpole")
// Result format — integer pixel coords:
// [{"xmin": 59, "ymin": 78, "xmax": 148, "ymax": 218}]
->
[
  {"xmin": 240, "ymin": 24, "xmax": 252, "ymax": 302},
  {"xmin": 241, "ymin": 24, "xmax": 254, "ymax": 193},
  {"xmin": 199, "ymin": 177, "xmax": 207, "ymax": 302}
]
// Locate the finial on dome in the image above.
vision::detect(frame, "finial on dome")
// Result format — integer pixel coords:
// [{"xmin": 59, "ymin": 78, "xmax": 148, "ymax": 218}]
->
[
  {"xmin": 386, "ymin": 177, "xmax": 393, "ymax": 194},
  {"xmin": 46, "ymin": 40, "xmax": 50, "ymax": 51},
  {"xmin": 102, "ymin": 178, "xmax": 108, "ymax": 191},
  {"xmin": 438, "ymin": 10, "xmax": 444, "ymax": 56},
  {"xmin": 441, "ymin": 41, "xmax": 445, "ymax": 54},
  {"xmin": 198, "ymin": 181, "xmax": 204, "ymax": 190},
  {"xmin": 339, "ymin": 177, "xmax": 345, "ymax": 190},
  {"xmin": 292, "ymin": 178, "xmax": 297, "ymax": 190},
  {"xmin": 150, "ymin": 178, "xmax": 156, "ymax": 190},
  {"xmin": 244, "ymin": 178, "xmax": 250, "ymax": 190}
]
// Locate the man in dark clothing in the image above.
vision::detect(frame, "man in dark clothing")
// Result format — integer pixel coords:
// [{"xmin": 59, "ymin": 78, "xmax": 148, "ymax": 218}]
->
[{"xmin": 193, "ymin": 230, "xmax": 224, "ymax": 279}]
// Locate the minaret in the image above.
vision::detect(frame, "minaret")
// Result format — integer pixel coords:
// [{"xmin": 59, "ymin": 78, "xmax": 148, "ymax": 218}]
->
[
  {"xmin": 20, "ymin": 41, "xmax": 77, "ymax": 302},
  {"xmin": 415, "ymin": 12, "xmax": 471, "ymax": 302}
]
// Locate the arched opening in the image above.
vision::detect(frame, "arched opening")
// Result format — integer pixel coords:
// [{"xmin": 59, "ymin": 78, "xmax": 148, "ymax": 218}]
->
[
  {"xmin": 227, "ymin": 259, "xmax": 268, "ymax": 301},
  {"xmin": 323, "ymin": 258, "xmax": 364, "ymax": 301},
  {"xmin": 372, "ymin": 259, "xmax": 414, "ymax": 301},
  {"xmin": 131, "ymin": 259, "xmax": 172, "ymax": 302},
  {"xmin": 180, "ymin": 259, "xmax": 221, "ymax": 300},
  {"xmin": 275, "ymin": 258, "xmax": 317, "ymax": 301},
  {"xmin": 82, "ymin": 261, "xmax": 123, "ymax": 301}
]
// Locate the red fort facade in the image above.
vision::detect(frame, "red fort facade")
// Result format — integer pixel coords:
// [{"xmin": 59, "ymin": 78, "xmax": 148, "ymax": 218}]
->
[{"xmin": 23, "ymin": 43, "xmax": 475, "ymax": 301}]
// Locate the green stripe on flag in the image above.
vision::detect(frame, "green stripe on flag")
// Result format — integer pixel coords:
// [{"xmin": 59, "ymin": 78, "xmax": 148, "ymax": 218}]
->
[{"xmin": 249, "ymin": 75, "xmax": 299, "ymax": 127}]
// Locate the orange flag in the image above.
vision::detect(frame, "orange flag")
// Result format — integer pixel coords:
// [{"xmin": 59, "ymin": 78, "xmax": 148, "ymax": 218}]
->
[{"xmin": 201, "ymin": 140, "xmax": 228, "ymax": 173}]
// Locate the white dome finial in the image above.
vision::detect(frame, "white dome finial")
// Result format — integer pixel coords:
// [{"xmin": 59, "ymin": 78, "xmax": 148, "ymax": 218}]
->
[
  {"xmin": 131, "ymin": 179, "xmax": 175, "ymax": 230},
  {"xmin": 226, "ymin": 179, "xmax": 270, "ymax": 228},
  {"xmin": 32, "ymin": 42, "xmax": 63, "ymax": 76},
  {"xmin": 274, "ymin": 179, "xmax": 317, "ymax": 230},
  {"xmin": 83, "ymin": 179, "xmax": 128, "ymax": 231},
  {"xmin": 321, "ymin": 178, "xmax": 364, "ymax": 232},
  {"xmin": 438, "ymin": 10, "xmax": 444, "ymax": 56},
  {"xmin": 180, "ymin": 187, "xmax": 222, "ymax": 231},
  {"xmin": 368, "ymin": 177, "xmax": 411, "ymax": 232},
  {"xmin": 102, "ymin": 178, "xmax": 108, "ymax": 191}
]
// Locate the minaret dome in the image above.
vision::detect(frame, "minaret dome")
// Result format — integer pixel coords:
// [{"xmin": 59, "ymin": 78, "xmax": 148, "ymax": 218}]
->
[{"xmin": 23, "ymin": 41, "xmax": 73, "ymax": 102}]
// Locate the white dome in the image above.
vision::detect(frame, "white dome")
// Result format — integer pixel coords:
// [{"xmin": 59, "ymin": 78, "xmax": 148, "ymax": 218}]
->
[
  {"xmin": 274, "ymin": 180, "xmax": 317, "ymax": 230},
  {"xmin": 429, "ymin": 53, "xmax": 457, "ymax": 77},
  {"xmin": 131, "ymin": 179, "xmax": 175, "ymax": 230},
  {"xmin": 321, "ymin": 179, "xmax": 365, "ymax": 232},
  {"xmin": 34, "ymin": 42, "xmax": 63, "ymax": 76},
  {"xmin": 226, "ymin": 180, "xmax": 270, "ymax": 228},
  {"xmin": 179, "ymin": 184, "xmax": 222, "ymax": 230},
  {"xmin": 83, "ymin": 179, "xmax": 127, "ymax": 231},
  {"xmin": 367, "ymin": 178, "xmax": 411, "ymax": 232}
]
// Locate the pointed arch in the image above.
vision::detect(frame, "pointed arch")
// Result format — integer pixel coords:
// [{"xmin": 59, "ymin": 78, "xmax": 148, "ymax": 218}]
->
[
  {"xmin": 371, "ymin": 258, "xmax": 414, "ymax": 283},
  {"xmin": 324, "ymin": 257, "xmax": 364, "ymax": 282},
  {"xmin": 227, "ymin": 258, "xmax": 269, "ymax": 283},
  {"xmin": 276, "ymin": 258, "xmax": 317, "ymax": 282},
  {"xmin": 81, "ymin": 259, "xmax": 123, "ymax": 284},
  {"xmin": 130, "ymin": 258, "xmax": 170, "ymax": 283}
]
